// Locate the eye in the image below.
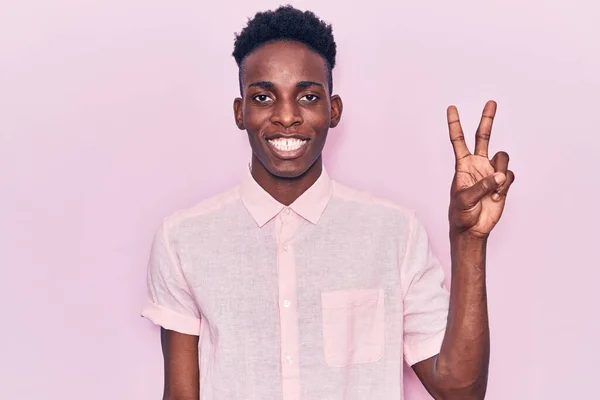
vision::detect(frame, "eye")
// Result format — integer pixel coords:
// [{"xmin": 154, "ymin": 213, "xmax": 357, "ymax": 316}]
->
[
  {"xmin": 253, "ymin": 94, "xmax": 273, "ymax": 104},
  {"xmin": 300, "ymin": 94, "xmax": 319, "ymax": 103}
]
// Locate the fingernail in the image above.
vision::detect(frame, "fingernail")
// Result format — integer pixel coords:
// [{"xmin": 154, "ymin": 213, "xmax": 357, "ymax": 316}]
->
[
  {"xmin": 494, "ymin": 173, "xmax": 506, "ymax": 185},
  {"xmin": 492, "ymin": 193, "xmax": 501, "ymax": 201}
]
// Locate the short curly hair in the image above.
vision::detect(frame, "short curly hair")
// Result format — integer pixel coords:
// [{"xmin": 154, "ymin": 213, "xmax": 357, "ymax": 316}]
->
[{"xmin": 232, "ymin": 5, "xmax": 336, "ymax": 94}]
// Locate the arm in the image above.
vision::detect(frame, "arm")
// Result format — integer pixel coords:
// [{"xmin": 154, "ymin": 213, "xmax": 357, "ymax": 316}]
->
[
  {"xmin": 140, "ymin": 219, "xmax": 203, "ymax": 399},
  {"xmin": 412, "ymin": 101, "xmax": 515, "ymax": 399},
  {"xmin": 412, "ymin": 234, "xmax": 489, "ymax": 399},
  {"xmin": 161, "ymin": 328, "xmax": 200, "ymax": 400}
]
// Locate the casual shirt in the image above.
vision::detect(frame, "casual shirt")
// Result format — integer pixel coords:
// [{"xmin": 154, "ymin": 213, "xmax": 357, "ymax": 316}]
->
[{"xmin": 141, "ymin": 168, "xmax": 449, "ymax": 400}]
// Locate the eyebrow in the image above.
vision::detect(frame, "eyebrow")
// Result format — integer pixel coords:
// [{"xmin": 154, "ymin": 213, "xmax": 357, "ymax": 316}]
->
[
  {"xmin": 248, "ymin": 81, "xmax": 274, "ymax": 89},
  {"xmin": 297, "ymin": 81, "xmax": 323, "ymax": 89},
  {"xmin": 247, "ymin": 80, "xmax": 324, "ymax": 90}
]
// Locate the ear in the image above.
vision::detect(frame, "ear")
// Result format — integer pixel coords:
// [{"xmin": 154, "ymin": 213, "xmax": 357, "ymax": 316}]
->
[
  {"xmin": 233, "ymin": 98, "xmax": 245, "ymax": 130},
  {"xmin": 329, "ymin": 95, "xmax": 343, "ymax": 128}
]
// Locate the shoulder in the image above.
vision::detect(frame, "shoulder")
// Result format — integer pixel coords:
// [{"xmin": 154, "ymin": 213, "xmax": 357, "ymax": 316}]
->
[
  {"xmin": 331, "ymin": 180, "xmax": 416, "ymax": 220},
  {"xmin": 160, "ymin": 185, "xmax": 241, "ymax": 236},
  {"xmin": 328, "ymin": 179, "xmax": 425, "ymax": 241}
]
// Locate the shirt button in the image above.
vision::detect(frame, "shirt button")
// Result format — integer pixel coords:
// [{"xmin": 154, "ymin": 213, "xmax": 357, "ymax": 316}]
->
[
  {"xmin": 283, "ymin": 300, "xmax": 291, "ymax": 308},
  {"xmin": 286, "ymin": 208, "xmax": 291, "ymax": 215},
  {"xmin": 285, "ymin": 356, "xmax": 293, "ymax": 364},
  {"xmin": 283, "ymin": 243, "xmax": 289, "ymax": 252}
]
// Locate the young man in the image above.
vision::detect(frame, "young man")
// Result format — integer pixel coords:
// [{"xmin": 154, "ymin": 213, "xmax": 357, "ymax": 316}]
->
[{"xmin": 141, "ymin": 6, "xmax": 515, "ymax": 400}]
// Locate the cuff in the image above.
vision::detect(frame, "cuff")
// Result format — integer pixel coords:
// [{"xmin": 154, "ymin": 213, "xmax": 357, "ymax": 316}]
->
[
  {"xmin": 404, "ymin": 329, "xmax": 445, "ymax": 366},
  {"xmin": 141, "ymin": 301, "xmax": 201, "ymax": 336}
]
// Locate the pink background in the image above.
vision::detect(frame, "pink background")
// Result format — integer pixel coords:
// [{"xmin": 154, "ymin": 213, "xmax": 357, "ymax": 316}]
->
[{"xmin": 1, "ymin": 0, "xmax": 599, "ymax": 398}]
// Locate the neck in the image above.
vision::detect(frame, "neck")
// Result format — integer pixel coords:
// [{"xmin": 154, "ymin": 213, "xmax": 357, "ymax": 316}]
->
[{"xmin": 250, "ymin": 156, "xmax": 323, "ymax": 206}]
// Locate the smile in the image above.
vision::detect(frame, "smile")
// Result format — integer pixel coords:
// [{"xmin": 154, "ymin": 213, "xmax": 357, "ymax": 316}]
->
[{"xmin": 266, "ymin": 137, "xmax": 309, "ymax": 159}]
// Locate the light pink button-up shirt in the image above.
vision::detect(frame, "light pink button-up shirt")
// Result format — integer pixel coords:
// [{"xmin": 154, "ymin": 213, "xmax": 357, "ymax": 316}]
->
[{"xmin": 142, "ymin": 168, "xmax": 449, "ymax": 399}]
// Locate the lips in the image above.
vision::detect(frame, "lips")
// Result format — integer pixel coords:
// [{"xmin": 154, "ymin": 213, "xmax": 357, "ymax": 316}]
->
[{"xmin": 265, "ymin": 135, "xmax": 309, "ymax": 160}]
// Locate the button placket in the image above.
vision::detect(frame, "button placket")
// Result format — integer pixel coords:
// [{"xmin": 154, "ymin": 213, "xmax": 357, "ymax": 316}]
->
[{"xmin": 275, "ymin": 209, "xmax": 301, "ymax": 399}]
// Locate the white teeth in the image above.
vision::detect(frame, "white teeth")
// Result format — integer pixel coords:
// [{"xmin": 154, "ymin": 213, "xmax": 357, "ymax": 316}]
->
[{"xmin": 268, "ymin": 138, "xmax": 307, "ymax": 152}]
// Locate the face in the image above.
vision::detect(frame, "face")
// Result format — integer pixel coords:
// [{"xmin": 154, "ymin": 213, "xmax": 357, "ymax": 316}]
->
[{"xmin": 233, "ymin": 41, "xmax": 343, "ymax": 179}]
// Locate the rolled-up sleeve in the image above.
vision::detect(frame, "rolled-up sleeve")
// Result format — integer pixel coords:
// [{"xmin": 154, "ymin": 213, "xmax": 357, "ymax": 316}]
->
[
  {"xmin": 141, "ymin": 219, "xmax": 201, "ymax": 336},
  {"xmin": 400, "ymin": 213, "xmax": 450, "ymax": 366}
]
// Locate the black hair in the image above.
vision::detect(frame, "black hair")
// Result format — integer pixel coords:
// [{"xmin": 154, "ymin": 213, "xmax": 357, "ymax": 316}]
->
[{"xmin": 232, "ymin": 5, "xmax": 336, "ymax": 94}]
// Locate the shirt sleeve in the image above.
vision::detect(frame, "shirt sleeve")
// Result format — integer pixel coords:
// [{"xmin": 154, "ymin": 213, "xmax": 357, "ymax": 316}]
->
[
  {"xmin": 400, "ymin": 212, "xmax": 450, "ymax": 366},
  {"xmin": 141, "ymin": 218, "xmax": 201, "ymax": 336}
]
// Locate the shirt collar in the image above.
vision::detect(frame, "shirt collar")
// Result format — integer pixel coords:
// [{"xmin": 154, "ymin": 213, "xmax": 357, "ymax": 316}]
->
[{"xmin": 240, "ymin": 166, "xmax": 333, "ymax": 227}]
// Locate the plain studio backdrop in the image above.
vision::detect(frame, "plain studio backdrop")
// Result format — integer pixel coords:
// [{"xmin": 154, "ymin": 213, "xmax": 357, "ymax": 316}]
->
[{"xmin": 1, "ymin": 0, "xmax": 598, "ymax": 398}]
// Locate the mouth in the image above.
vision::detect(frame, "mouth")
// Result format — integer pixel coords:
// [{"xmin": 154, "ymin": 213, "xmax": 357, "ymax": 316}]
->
[{"xmin": 265, "ymin": 137, "xmax": 309, "ymax": 160}]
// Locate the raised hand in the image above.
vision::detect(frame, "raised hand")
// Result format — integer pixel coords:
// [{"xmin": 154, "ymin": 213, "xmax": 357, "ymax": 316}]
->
[{"xmin": 447, "ymin": 100, "xmax": 515, "ymax": 239}]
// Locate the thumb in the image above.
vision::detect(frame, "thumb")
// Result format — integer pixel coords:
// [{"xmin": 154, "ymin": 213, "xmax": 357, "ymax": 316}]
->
[{"xmin": 457, "ymin": 172, "xmax": 506, "ymax": 209}]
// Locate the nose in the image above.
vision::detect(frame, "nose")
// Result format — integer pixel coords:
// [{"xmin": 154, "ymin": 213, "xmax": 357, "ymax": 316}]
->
[{"xmin": 270, "ymin": 99, "xmax": 303, "ymax": 128}]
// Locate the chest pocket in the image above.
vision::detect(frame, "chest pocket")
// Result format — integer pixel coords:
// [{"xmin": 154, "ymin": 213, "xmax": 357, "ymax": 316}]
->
[{"xmin": 320, "ymin": 288, "xmax": 385, "ymax": 367}]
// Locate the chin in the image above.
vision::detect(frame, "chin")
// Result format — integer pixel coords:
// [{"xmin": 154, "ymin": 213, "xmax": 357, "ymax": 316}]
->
[
  {"xmin": 262, "ymin": 154, "xmax": 319, "ymax": 179},
  {"xmin": 267, "ymin": 163, "xmax": 308, "ymax": 179}
]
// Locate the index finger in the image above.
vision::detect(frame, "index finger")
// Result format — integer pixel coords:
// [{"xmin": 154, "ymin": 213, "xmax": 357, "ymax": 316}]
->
[{"xmin": 447, "ymin": 105, "xmax": 470, "ymax": 160}]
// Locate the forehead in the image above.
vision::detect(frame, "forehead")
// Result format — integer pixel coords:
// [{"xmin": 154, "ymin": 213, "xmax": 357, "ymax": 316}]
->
[{"xmin": 241, "ymin": 41, "xmax": 328, "ymax": 86}]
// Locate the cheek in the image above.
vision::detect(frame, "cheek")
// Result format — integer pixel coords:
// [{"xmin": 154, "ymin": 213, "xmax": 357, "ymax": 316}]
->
[
  {"xmin": 243, "ymin": 106, "xmax": 269, "ymax": 129},
  {"xmin": 305, "ymin": 106, "xmax": 331, "ymax": 128}
]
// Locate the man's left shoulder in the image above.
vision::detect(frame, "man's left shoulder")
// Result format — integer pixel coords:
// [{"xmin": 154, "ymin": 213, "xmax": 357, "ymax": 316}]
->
[{"xmin": 330, "ymin": 179, "xmax": 416, "ymax": 221}]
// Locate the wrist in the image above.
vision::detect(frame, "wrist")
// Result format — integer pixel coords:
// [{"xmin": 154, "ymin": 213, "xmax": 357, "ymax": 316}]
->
[
  {"xmin": 450, "ymin": 231, "xmax": 488, "ymax": 272},
  {"xmin": 450, "ymin": 230, "xmax": 488, "ymax": 247}
]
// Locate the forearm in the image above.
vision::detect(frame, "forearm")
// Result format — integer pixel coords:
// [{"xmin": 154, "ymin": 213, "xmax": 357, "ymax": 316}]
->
[
  {"xmin": 161, "ymin": 328, "xmax": 200, "ymax": 400},
  {"xmin": 435, "ymin": 232, "xmax": 490, "ymax": 398},
  {"xmin": 163, "ymin": 395, "xmax": 198, "ymax": 400}
]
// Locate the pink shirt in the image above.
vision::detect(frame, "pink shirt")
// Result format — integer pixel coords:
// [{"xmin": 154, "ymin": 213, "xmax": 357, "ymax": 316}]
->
[{"xmin": 141, "ymin": 168, "xmax": 449, "ymax": 399}]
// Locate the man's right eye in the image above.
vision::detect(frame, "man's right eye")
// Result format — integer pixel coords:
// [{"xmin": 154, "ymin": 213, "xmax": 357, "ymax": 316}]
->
[{"xmin": 253, "ymin": 94, "xmax": 273, "ymax": 104}]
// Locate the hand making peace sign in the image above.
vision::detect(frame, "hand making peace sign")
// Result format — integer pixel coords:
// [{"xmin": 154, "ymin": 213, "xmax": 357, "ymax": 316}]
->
[{"xmin": 447, "ymin": 100, "xmax": 516, "ymax": 239}]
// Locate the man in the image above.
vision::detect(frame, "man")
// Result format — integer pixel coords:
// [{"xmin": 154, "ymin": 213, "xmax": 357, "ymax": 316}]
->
[{"xmin": 141, "ymin": 5, "xmax": 515, "ymax": 400}]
